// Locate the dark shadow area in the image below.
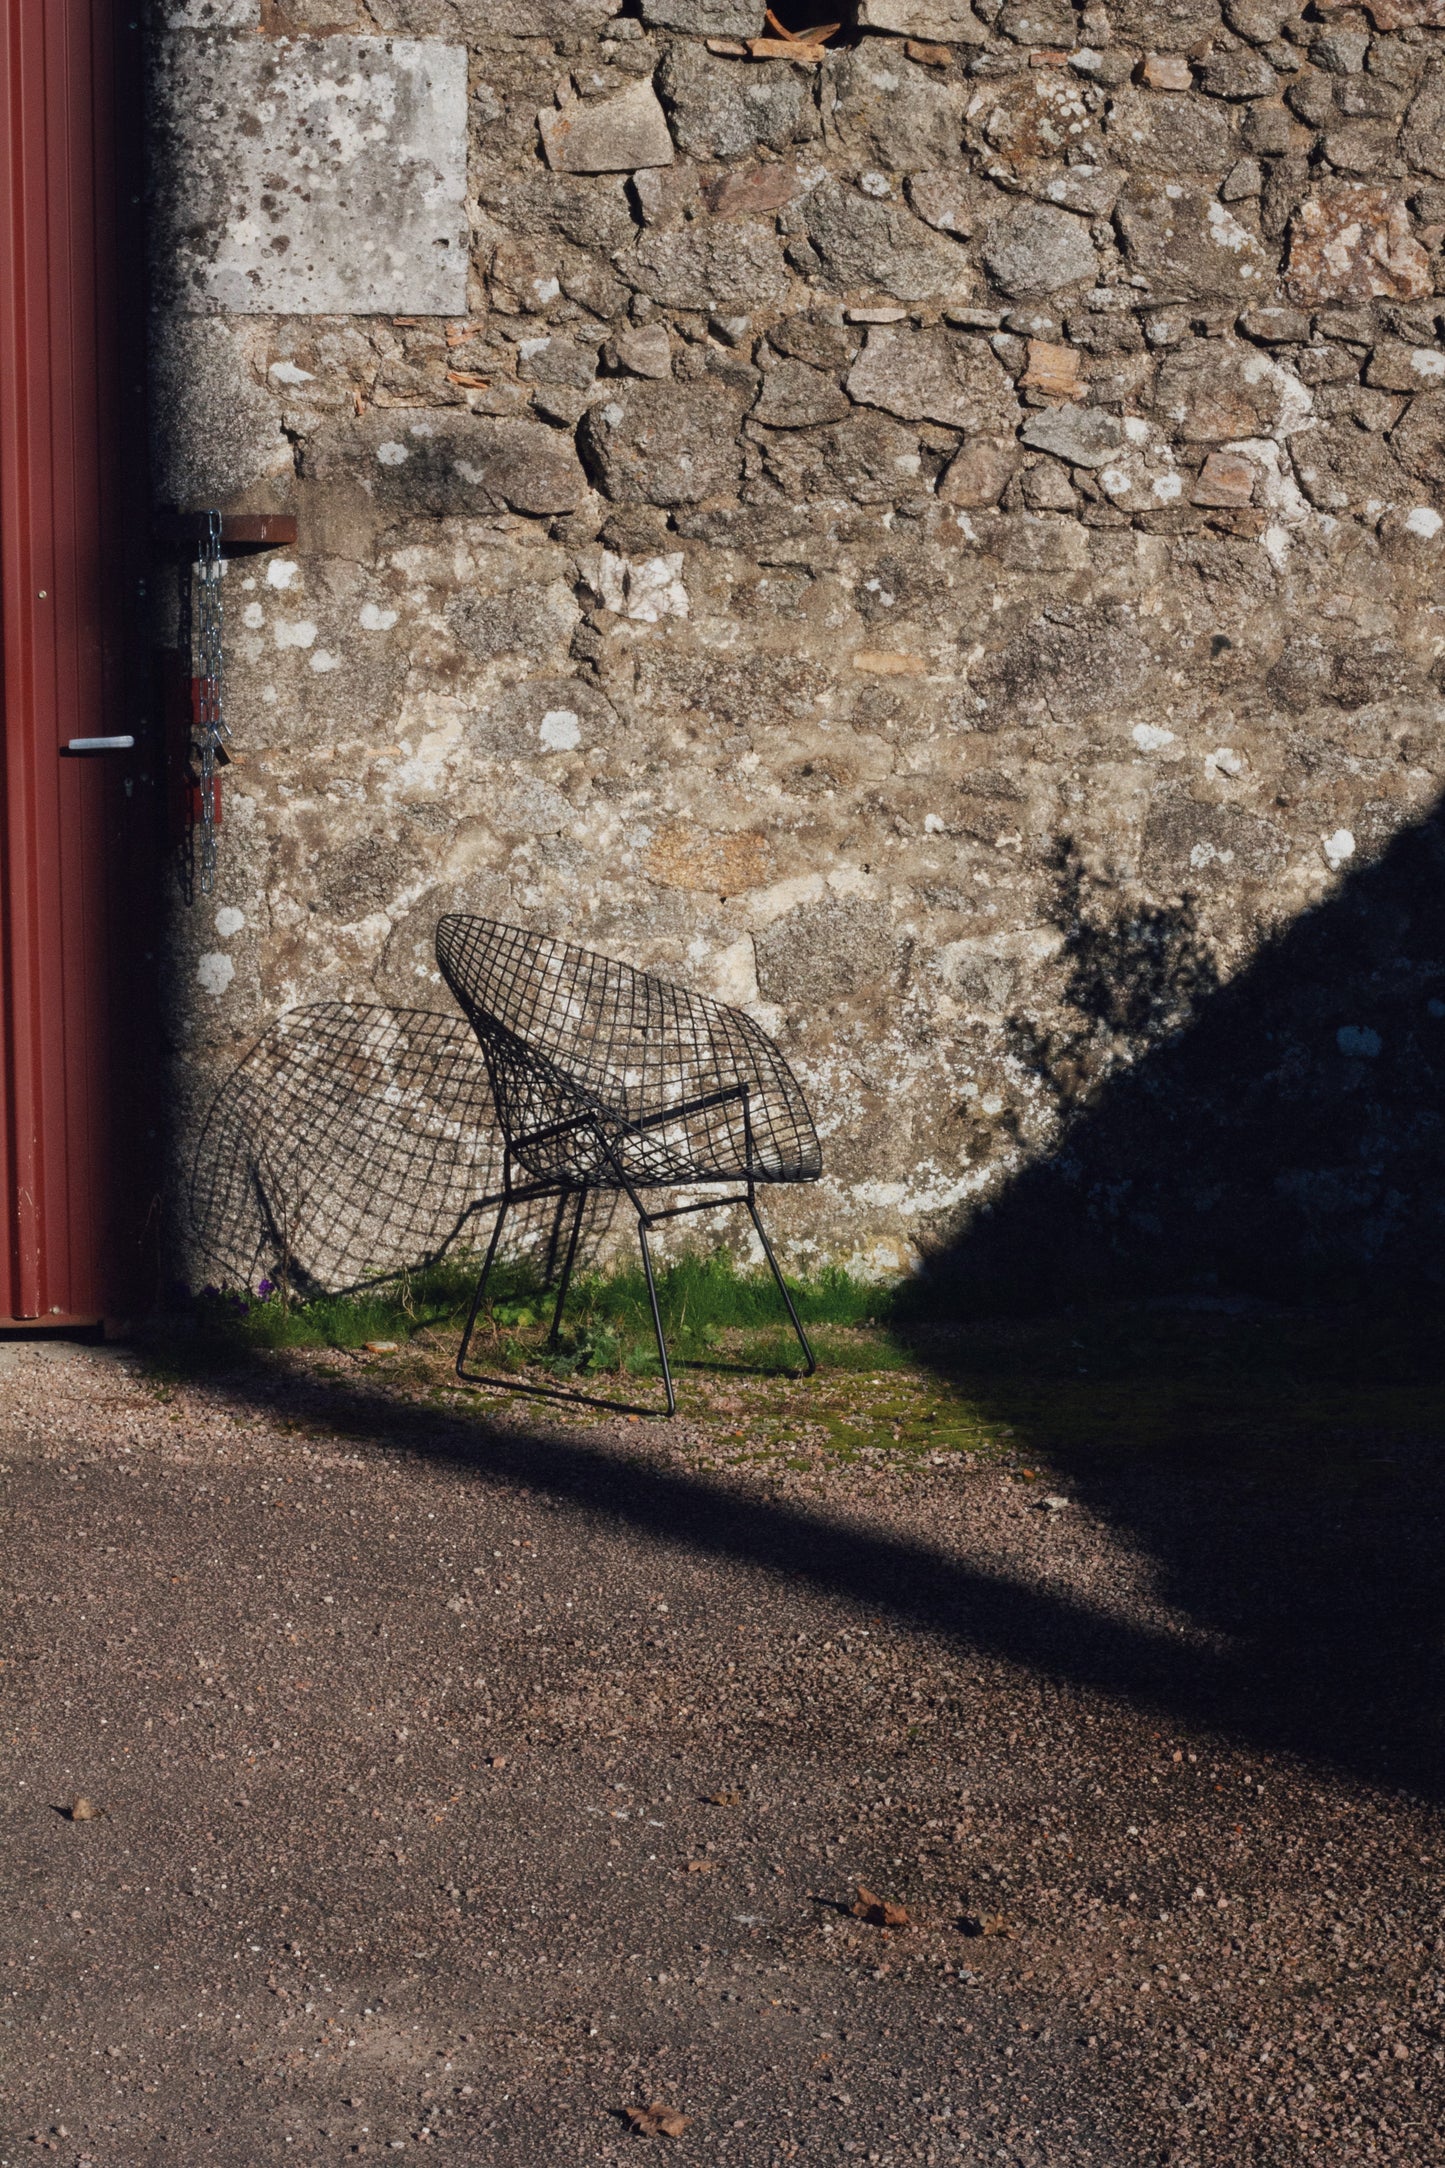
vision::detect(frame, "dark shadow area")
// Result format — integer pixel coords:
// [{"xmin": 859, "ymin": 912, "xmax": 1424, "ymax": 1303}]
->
[
  {"xmin": 890, "ymin": 802, "xmax": 1445, "ymax": 1797},
  {"xmin": 929, "ymin": 810, "xmax": 1445, "ymax": 1312},
  {"xmin": 141, "ymin": 1308, "xmax": 1445, "ymax": 1799}
]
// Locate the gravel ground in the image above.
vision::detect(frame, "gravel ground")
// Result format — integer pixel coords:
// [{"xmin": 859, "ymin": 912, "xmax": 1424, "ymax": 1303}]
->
[{"xmin": 1, "ymin": 1333, "xmax": 1441, "ymax": 2166}]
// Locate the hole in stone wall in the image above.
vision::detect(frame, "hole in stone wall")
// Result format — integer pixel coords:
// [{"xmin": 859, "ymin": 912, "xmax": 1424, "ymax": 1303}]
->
[{"xmin": 764, "ymin": 0, "xmax": 853, "ymax": 42}]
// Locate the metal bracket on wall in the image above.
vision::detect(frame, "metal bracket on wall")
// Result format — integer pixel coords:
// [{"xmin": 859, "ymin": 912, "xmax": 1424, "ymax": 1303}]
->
[{"xmin": 153, "ymin": 511, "xmax": 299, "ymax": 557}]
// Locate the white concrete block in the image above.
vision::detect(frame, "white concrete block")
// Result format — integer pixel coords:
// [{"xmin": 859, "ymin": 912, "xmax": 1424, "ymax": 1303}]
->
[{"xmin": 154, "ymin": 35, "xmax": 468, "ymax": 316}]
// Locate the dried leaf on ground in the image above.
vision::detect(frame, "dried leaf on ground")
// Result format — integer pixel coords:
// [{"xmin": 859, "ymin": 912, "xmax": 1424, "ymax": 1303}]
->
[
  {"xmin": 686, "ymin": 1859, "xmax": 715, "ymax": 1872},
  {"xmin": 623, "ymin": 2102, "xmax": 690, "ymax": 2137},
  {"xmin": 67, "ymin": 1797, "xmax": 101, "ymax": 1822},
  {"xmin": 851, "ymin": 1884, "xmax": 910, "ymax": 1928},
  {"xmin": 364, "ymin": 1341, "xmax": 399, "ymax": 1355},
  {"xmin": 959, "ymin": 1910, "xmax": 1011, "ymax": 1937},
  {"xmin": 705, "ymin": 1789, "xmax": 743, "ymax": 1806}
]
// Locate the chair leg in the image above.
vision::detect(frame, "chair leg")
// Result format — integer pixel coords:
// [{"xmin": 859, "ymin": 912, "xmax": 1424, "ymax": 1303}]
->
[
  {"xmin": 457, "ymin": 1192, "xmax": 511, "ymax": 1379},
  {"xmin": 746, "ymin": 1191, "xmax": 817, "ymax": 1377},
  {"xmin": 546, "ymin": 1187, "xmax": 588, "ymax": 1349},
  {"xmin": 636, "ymin": 1217, "xmax": 677, "ymax": 1418}
]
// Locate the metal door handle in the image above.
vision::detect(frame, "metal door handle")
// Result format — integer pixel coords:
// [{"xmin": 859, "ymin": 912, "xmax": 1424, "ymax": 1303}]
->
[{"xmin": 65, "ymin": 736, "xmax": 134, "ymax": 751}]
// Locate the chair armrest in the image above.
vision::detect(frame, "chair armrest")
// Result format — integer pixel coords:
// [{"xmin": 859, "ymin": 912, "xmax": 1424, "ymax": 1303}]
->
[{"xmin": 617, "ymin": 1081, "xmax": 749, "ymax": 1136}]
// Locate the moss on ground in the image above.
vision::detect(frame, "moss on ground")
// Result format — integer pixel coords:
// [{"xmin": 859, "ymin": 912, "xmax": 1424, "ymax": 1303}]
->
[{"xmin": 146, "ymin": 1250, "xmax": 1445, "ymax": 1486}]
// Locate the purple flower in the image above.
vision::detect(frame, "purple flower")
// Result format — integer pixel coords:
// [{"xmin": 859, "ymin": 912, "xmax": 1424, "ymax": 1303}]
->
[{"xmin": 257, "ymin": 1277, "xmax": 274, "ymax": 1298}]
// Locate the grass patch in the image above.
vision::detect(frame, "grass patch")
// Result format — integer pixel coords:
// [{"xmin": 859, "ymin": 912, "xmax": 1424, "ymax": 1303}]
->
[{"xmin": 180, "ymin": 1247, "xmax": 895, "ymax": 1382}]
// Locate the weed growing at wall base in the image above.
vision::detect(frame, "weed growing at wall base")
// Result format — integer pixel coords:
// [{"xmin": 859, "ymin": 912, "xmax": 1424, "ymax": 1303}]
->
[{"xmin": 183, "ymin": 1249, "xmax": 895, "ymax": 1380}]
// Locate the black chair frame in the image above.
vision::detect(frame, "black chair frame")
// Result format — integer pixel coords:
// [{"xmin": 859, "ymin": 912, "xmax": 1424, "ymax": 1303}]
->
[
  {"xmin": 436, "ymin": 915, "xmax": 821, "ymax": 1417},
  {"xmin": 456, "ymin": 1098, "xmax": 816, "ymax": 1419}
]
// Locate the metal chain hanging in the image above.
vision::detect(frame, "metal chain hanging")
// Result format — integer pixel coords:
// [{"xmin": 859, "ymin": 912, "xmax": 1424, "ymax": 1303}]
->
[{"xmin": 194, "ymin": 509, "xmax": 229, "ymax": 895}]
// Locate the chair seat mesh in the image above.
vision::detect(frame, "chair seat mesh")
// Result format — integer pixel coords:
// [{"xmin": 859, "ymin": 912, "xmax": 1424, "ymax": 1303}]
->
[{"xmin": 435, "ymin": 915, "xmax": 822, "ymax": 1191}]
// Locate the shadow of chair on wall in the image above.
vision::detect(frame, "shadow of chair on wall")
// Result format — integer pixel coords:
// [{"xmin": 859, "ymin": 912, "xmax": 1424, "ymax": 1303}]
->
[
  {"xmin": 188, "ymin": 1002, "xmax": 614, "ymax": 1305},
  {"xmin": 892, "ymin": 800, "xmax": 1445, "ymax": 1794}
]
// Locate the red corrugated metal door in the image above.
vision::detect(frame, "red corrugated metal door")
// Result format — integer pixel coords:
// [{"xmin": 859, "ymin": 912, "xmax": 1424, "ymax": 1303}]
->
[{"xmin": 0, "ymin": 0, "xmax": 152, "ymax": 1325}]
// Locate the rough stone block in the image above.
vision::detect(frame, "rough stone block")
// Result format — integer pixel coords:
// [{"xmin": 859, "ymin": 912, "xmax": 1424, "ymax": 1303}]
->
[
  {"xmin": 1020, "ymin": 402, "xmax": 1125, "ymax": 467},
  {"xmin": 382, "ymin": 0, "xmax": 622, "ymax": 29},
  {"xmin": 1286, "ymin": 185, "xmax": 1434, "ymax": 303},
  {"xmin": 906, "ymin": 172, "xmax": 978, "ymax": 236},
  {"xmin": 465, "ymin": 677, "xmax": 618, "ymax": 762},
  {"xmin": 1020, "ymin": 457, "xmax": 1079, "ymax": 510},
  {"xmin": 1366, "ymin": 338, "xmax": 1445, "ymax": 391},
  {"xmin": 804, "ymin": 179, "xmax": 973, "ymax": 302},
  {"xmin": 982, "ymin": 202, "xmax": 1098, "ymax": 298},
  {"xmin": 619, "ymin": 219, "xmax": 791, "ymax": 310},
  {"xmin": 1191, "ymin": 448, "xmax": 1257, "ymax": 503},
  {"xmin": 539, "ymin": 79, "xmax": 675, "ymax": 174},
  {"xmin": 1402, "ymin": 77, "xmax": 1445, "ymax": 182},
  {"xmin": 516, "ymin": 334, "xmax": 600, "ymax": 388},
  {"xmin": 579, "ymin": 381, "xmax": 747, "ymax": 504},
  {"xmin": 759, "ymin": 409, "xmax": 925, "ymax": 502},
  {"xmin": 607, "ymin": 323, "xmax": 675, "ymax": 379},
  {"xmin": 1104, "ymin": 87, "xmax": 1238, "ymax": 176},
  {"xmin": 754, "ymin": 895, "xmax": 895, "ymax": 1008},
  {"xmin": 1223, "ymin": 0, "xmax": 1301, "ymax": 36},
  {"xmin": 824, "ymin": 46, "xmax": 972, "ymax": 172},
  {"xmin": 854, "ymin": 0, "xmax": 987, "ymax": 36},
  {"xmin": 1241, "ymin": 100, "xmax": 1303, "ymax": 155},
  {"xmin": 446, "ymin": 583, "xmax": 581, "ymax": 665},
  {"xmin": 640, "ymin": 0, "xmax": 764, "ymax": 29},
  {"xmin": 753, "ymin": 356, "xmax": 853, "ymax": 429},
  {"xmin": 1289, "ymin": 415, "xmax": 1411, "ymax": 509},
  {"xmin": 1221, "ymin": 158, "xmax": 1264, "ymax": 203},
  {"xmin": 657, "ymin": 42, "xmax": 813, "ymax": 162},
  {"xmin": 1154, "ymin": 337, "xmax": 1313, "ymax": 442},
  {"xmin": 1116, "ymin": 180, "xmax": 1272, "ymax": 302},
  {"xmin": 705, "ymin": 162, "xmax": 804, "ymax": 220},
  {"xmin": 1238, "ymin": 303, "xmax": 1311, "ymax": 341},
  {"xmin": 160, "ymin": 0, "xmax": 258, "ymax": 22},
  {"xmin": 1020, "ymin": 337, "xmax": 1084, "ymax": 396},
  {"xmin": 1109, "ymin": 0, "xmax": 1223, "ymax": 48},
  {"xmin": 969, "ymin": 601, "xmax": 1157, "ymax": 722},
  {"xmin": 1391, "ymin": 389, "xmax": 1445, "ymax": 483},
  {"xmin": 1031, "ymin": 166, "xmax": 1126, "ymax": 219},
  {"xmin": 645, "ymin": 827, "xmax": 773, "ymax": 893},
  {"xmin": 846, "ymin": 325, "xmax": 1017, "ymax": 431},
  {"xmin": 997, "ymin": 2, "xmax": 1075, "ymax": 40},
  {"xmin": 1323, "ymin": 121, "xmax": 1403, "ymax": 178},
  {"xmin": 1142, "ymin": 53, "xmax": 1194, "ymax": 90},
  {"xmin": 1142, "ymin": 801, "xmax": 1286, "ymax": 887},
  {"xmin": 152, "ymin": 36, "xmax": 468, "ymax": 316},
  {"xmin": 938, "ymin": 436, "xmax": 1018, "ymax": 505},
  {"xmin": 1195, "ymin": 49, "xmax": 1279, "ymax": 97},
  {"xmin": 149, "ymin": 318, "xmax": 293, "ymax": 507},
  {"xmin": 309, "ymin": 412, "xmax": 587, "ymax": 519}
]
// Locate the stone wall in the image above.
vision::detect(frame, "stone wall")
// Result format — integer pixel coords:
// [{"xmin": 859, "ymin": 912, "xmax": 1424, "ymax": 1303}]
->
[{"xmin": 151, "ymin": 0, "xmax": 1445, "ymax": 1296}]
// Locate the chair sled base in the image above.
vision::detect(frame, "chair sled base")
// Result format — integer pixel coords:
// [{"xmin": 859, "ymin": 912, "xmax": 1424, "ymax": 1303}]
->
[{"xmin": 455, "ymin": 1168, "xmax": 817, "ymax": 1420}]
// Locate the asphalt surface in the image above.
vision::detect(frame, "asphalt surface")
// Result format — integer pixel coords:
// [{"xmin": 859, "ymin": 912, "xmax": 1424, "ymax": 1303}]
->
[{"xmin": 1, "ymin": 1338, "xmax": 1441, "ymax": 2165}]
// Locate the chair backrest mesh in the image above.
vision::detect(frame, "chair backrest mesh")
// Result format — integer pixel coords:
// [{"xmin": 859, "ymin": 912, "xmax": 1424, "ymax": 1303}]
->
[{"xmin": 435, "ymin": 914, "xmax": 821, "ymax": 1187}]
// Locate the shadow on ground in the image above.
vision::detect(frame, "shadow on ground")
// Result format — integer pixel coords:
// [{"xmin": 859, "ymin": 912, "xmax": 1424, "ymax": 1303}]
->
[{"xmin": 144, "ymin": 1299, "xmax": 1445, "ymax": 1806}]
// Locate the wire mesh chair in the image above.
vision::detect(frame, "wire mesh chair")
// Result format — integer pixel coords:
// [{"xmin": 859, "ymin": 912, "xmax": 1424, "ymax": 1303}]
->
[{"xmin": 435, "ymin": 913, "xmax": 824, "ymax": 1415}]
